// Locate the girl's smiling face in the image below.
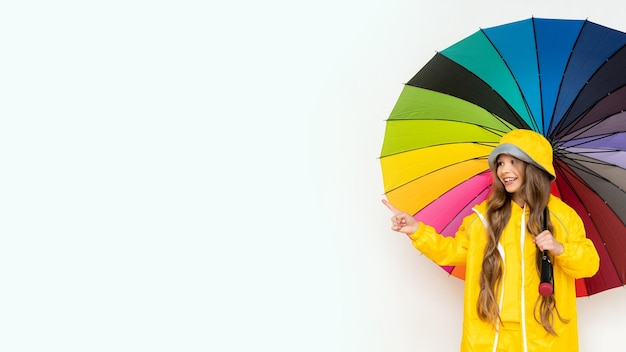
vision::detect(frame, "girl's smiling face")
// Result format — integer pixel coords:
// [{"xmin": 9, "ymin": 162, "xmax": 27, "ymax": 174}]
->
[{"xmin": 496, "ymin": 154, "xmax": 526, "ymax": 206}]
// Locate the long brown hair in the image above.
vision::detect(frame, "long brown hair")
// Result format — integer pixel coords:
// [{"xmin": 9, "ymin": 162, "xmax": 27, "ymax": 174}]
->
[{"xmin": 477, "ymin": 160, "xmax": 568, "ymax": 334}]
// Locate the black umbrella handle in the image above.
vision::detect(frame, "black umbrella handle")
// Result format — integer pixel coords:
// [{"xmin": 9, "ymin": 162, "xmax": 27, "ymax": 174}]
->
[{"xmin": 539, "ymin": 207, "xmax": 554, "ymax": 296}]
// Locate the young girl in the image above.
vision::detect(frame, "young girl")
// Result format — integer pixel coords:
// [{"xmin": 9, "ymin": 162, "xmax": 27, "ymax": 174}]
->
[{"xmin": 383, "ymin": 129, "xmax": 599, "ymax": 352}]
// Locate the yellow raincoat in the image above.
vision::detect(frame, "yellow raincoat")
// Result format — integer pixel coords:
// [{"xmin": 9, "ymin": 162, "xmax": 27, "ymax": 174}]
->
[{"xmin": 409, "ymin": 195, "xmax": 599, "ymax": 352}]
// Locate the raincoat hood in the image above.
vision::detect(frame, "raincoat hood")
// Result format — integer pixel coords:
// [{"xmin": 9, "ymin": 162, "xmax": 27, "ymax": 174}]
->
[{"xmin": 488, "ymin": 129, "xmax": 556, "ymax": 180}]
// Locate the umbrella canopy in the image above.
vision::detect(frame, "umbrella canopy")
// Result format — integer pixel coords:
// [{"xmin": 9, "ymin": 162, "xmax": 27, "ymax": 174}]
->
[{"xmin": 380, "ymin": 17, "xmax": 626, "ymax": 297}]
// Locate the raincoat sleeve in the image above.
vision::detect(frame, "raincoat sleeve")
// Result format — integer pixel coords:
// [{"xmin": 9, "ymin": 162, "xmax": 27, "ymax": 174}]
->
[
  {"xmin": 553, "ymin": 208, "xmax": 600, "ymax": 279},
  {"xmin": 407, "ymin": 215, "xmax": 476, "ymax": 266}
]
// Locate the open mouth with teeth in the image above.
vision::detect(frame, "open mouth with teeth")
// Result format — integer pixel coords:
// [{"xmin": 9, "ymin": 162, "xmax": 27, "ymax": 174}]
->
[{"xmin": 503, "ymin": 177, "xmax": 517, "ymax": 184}]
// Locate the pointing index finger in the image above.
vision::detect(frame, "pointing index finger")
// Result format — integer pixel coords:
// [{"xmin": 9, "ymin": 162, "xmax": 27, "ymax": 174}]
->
[{"xmin": 382, "ymin": 199, "xmax": 402, "ymax": 214}]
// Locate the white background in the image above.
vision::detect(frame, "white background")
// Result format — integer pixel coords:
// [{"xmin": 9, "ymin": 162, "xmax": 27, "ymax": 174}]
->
[{"xmin": 2, "ymin": 0, "xmax": 625, "ymax": 351}]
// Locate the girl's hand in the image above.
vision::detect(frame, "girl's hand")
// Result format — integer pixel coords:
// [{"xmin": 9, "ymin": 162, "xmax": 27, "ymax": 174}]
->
[
  {"xmin": 382, "ymin": 199, "xmax": 419, "ymax": 235},
  {"xmin": 534, "ymin": 230, "xmax": 564, "ymax": 255}
]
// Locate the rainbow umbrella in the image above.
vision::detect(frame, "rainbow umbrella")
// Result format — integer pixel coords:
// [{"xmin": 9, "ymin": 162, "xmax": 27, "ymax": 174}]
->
[{"xmin": 380, "ymin": 17, "xmax": 626, "ymax": 297}]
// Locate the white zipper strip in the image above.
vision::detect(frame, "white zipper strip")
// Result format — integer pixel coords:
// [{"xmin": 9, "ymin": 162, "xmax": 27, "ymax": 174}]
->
[{"xmin": 520, "ymin": 205, "xmax": 528, "ymax": 352}]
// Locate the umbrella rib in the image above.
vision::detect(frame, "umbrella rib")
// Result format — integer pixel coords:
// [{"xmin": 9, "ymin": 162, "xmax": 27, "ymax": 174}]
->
[
  {"xmin": 380, "ymin": 141, "xmax": 495, "ymax": 160},
  {"xmin": 479, "ymin": 27, "xmax": 540, "ymax": 132},
  {"xmin": 383, "ymin": 117, "xmax": 513, "ymax": 132},
  {"xmin": 556, "ymin": 84, "xmax": 626, "ymax": 138},
  {"xmin": 555, "ymin": 163, "xmax": 626, "ymax": 290},
  {"xmin": 557, "ymin": 152, "xmax": 624, "ymax": 180},
  {"xmin": 555, "ymin": 161, "xmax": 625, "ymax": 217},
  {"xmin": 556, "ymin": 113, "xmax": 619, "ymax": 142},
  {"xmin": 557, "ymin": 149, "xmax": 624, "ymax": 170},
  {"xmin": 379, "ymin": 120, "xmax": 505, "ymax": 159},
  {"xmin": 406, "ymin": 55, "xmax": 530, "ymax": 129},
  {"xmin": 532, "ymin": 17, "xmax": 548, "ymax": 136},
  {"xmin": 558, "ymin": 153, "xmax": 623, "ymax": 170},
  {"xmin": 551, "ymin": 43, "xmax": 626, "ymax": 135},
  {"xmin": 440, "ymin": 180, "xmax": 491, "ymax": 234},
  {"xmin": 382, "ymin": 157, "xmax": 488, "ymax": 194},
  {"xmin": 556, "ymin": 160, "xmax": 626, "ymax": 224},
  {"xmin": 553, "ymin": 131, "xmax": 622, "ymax": 149},
  {"xmin": 556, "ymin": 148, "xmax": 618, "ymax": 162},
  {"xmin": 547, "ymin": 20, "xmax": 590, "ymax": 136}
]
